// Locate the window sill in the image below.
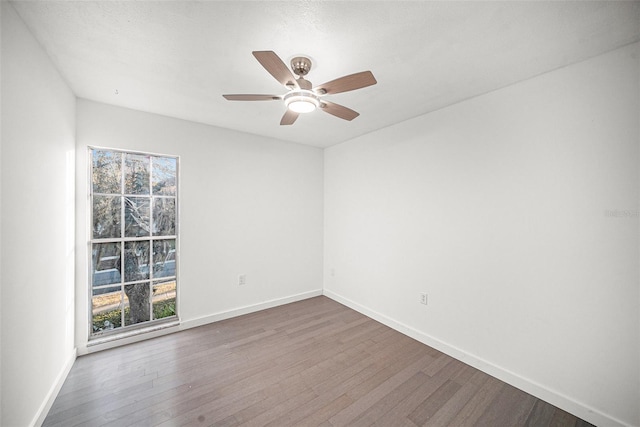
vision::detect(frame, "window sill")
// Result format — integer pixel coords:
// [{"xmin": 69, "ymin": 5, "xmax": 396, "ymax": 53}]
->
[{"xmin": 87, "ymin": 319, "xmax": 180, "ymax": 352}]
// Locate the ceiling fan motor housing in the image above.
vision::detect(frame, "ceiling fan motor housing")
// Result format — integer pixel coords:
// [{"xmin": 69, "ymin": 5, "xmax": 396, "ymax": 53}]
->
[{"xmin": 291, "ymin": 57, "xmax": 312, "ymax": 76}]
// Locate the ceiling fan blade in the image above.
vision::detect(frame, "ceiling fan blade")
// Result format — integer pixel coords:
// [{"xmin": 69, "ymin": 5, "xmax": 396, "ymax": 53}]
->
[
  {"xmin": 316, "ymin": 71, "xmax": 377, "ymax": 95},
  {"xmin": 280, "ymin": 109, "xmax": 299, "ymax": 125},
  {"xmin": 223, "ymin": 94, "xmax": 280, "ymax": 101},
  {"xmin": 320, "ymin": 101, "xmax": 359, "ymax": 121},
  {"xmin": 253, "ymin": 51, "xmax": 299, "ymax": 89}
]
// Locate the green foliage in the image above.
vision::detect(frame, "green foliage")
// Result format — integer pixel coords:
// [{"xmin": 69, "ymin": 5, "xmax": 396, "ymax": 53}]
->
[
  {"xmin": 154, "ymin": 299, "xmax": 176, "ymax": 319},
  {"xmin": 92, "ymin": 309, "xmax": 122, "ymax": 332},
  {"xmin": 92, "ymin": 298, "xmax": 176, "ymax": 333}
]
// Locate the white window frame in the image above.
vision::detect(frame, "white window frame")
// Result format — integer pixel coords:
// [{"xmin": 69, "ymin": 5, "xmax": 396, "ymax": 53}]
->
[{"xmin": 88, "ymin": 147, "xmax": 179, "ymax": 340}]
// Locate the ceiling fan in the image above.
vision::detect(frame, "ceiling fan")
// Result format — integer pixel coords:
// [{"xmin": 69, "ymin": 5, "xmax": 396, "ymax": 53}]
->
[{"xmin": 223, "ymin": 51, "xmax": 377, "ymax": 125}]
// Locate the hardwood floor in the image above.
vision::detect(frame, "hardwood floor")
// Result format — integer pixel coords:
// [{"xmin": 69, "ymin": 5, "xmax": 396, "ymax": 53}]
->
[{"xmin": 44, "ymin": 296, "xmax": 594, "ymax": 427}]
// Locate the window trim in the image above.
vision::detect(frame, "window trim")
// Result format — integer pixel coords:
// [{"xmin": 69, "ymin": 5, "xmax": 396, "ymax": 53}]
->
[{"xmin": 88, "ymin": 146, "xmax": 180, "ymax": 341}]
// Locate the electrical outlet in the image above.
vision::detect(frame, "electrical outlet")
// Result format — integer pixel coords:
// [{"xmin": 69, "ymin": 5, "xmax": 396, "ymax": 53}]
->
[
  {"xmin": 420, "ymin": 292, "xmax": 428, "ymax": 305},
  {"xmin": 238, "ymin": 274, "xmax": 246, "ymax": 286}
]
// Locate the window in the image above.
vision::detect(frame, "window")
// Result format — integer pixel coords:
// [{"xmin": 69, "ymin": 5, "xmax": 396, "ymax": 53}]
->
[{"xmin": 90, "ymin": 148, "xmax": 178, "ymax": 338}]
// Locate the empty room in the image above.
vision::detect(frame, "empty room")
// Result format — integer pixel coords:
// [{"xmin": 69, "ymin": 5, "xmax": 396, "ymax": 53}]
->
[{"xmin": 1, "ymin": 1, "xmax": 639, "ymax": 426}]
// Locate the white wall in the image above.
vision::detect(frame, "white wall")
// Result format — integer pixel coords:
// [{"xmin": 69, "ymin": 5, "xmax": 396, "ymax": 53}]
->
[
  {"xmin": 0, "ymin": 3, "xmax": 4, "ymax": 423},
  {"xmin": 0, "ymin": 2, "xmax": 3, "ymax": 424},
  {"xmin": 324, "ymin": 43, "xmax": 639, "ymax": 427},
  {"xmin": 75, "ymin": 100, "xmax": 324, "ymax": 351},
  {"xmin": 1, "ymin": 2, "xmax": 76, "ymax": 426}
]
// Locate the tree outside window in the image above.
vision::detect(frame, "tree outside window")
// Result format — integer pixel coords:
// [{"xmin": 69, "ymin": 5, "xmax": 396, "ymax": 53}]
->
[{"xmin": 90, "ymin": 148, "xmax": 178, "ymax": 337}]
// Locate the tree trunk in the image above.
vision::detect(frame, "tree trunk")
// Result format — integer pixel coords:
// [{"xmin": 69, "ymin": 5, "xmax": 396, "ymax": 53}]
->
[{"xmin": 124, "ymin": 283, "xmax": 150, "ymax": 324}]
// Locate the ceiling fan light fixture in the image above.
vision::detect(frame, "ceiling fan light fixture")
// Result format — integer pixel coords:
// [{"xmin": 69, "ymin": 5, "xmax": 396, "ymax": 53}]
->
[{"xmin": 284, "ymin": 90, "xmax": 320, "ymax": 113}]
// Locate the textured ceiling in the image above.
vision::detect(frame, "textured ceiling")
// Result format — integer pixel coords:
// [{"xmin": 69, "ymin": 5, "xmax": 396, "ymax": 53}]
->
[{"xmin": 11, "ymin": 1, "xmax": 640, "ymax": 148}]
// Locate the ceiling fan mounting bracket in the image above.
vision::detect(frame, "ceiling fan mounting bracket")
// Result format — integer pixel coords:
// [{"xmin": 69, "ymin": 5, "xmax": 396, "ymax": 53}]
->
[{"xmin": 291, "ymin": 56, "xmax": 312, "ymax": 76}]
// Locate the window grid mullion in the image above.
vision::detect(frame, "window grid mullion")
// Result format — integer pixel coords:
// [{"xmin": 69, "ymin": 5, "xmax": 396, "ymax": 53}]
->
[
  {"xmin": 120, "ymin": 153, "xmax": 126, "ymax": 330},
  {"xmin": 149, "ymin": 156, "xmax": 154, "ymax": 320},
  {"xmin": 93, "ymin": 235, "xmax": 176, "ymax": 244}
]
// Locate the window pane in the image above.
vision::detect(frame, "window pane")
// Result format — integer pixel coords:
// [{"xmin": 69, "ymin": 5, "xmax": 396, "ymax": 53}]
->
[
  {"xmin": 153, "ymin": 280, "xmax": 176, "ymax": 320},
  {"xmin": 93, "ymin": 195, "xmax": 121, "ymax": 239},
  {"xmin": 153, "ymin": 239, "xmax": 176, "ymax": 279},
  {"xmin": 92, "ymin": 242, "xmax": 121, "ymax": 286},
  {"xmin": 124, "ymin": 196, "xmax": 150, "ymax": 237},
  {"xmin": 92, "ymin": 149, "xmax": 121, "ymax": 194},
  {"xmin": 152, "ymin": 157, "xmax": 177, "ymax": 196},
  {"xmin": 153, "ymin": 198, "xmax": 176, "ymax": 236},
  {"xmin": 125, "ymin": 153, "xmax": 150, "ymax": 195},
  {"xmin": 124, "ymin": 283, "xmax": 150, "ymax": 326},
  {"xmin": 124, "ymin": 241, "xmax": 150, "ymax": 282},
  {"xmin": 92, "ymin": 286, "xmax": 122, "ymax": 333}
]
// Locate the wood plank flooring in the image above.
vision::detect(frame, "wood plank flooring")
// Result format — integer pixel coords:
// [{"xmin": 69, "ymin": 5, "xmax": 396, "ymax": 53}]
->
[{"xmin": 44, "ymin": 296, "xmax": 594, "ymax": 427}]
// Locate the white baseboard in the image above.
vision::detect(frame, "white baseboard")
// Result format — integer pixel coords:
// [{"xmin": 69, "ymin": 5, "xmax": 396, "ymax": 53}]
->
[
  {"xmin": 323, "ymin": 289, "xmax": 630, "ymax": 427},
  {"xmin": 31, "ymin": 348, "xmax": 77, "ymax": 427},
  {"xmin": 180, "ymin": 289, "xmax": 323, "ymax": 330}
]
